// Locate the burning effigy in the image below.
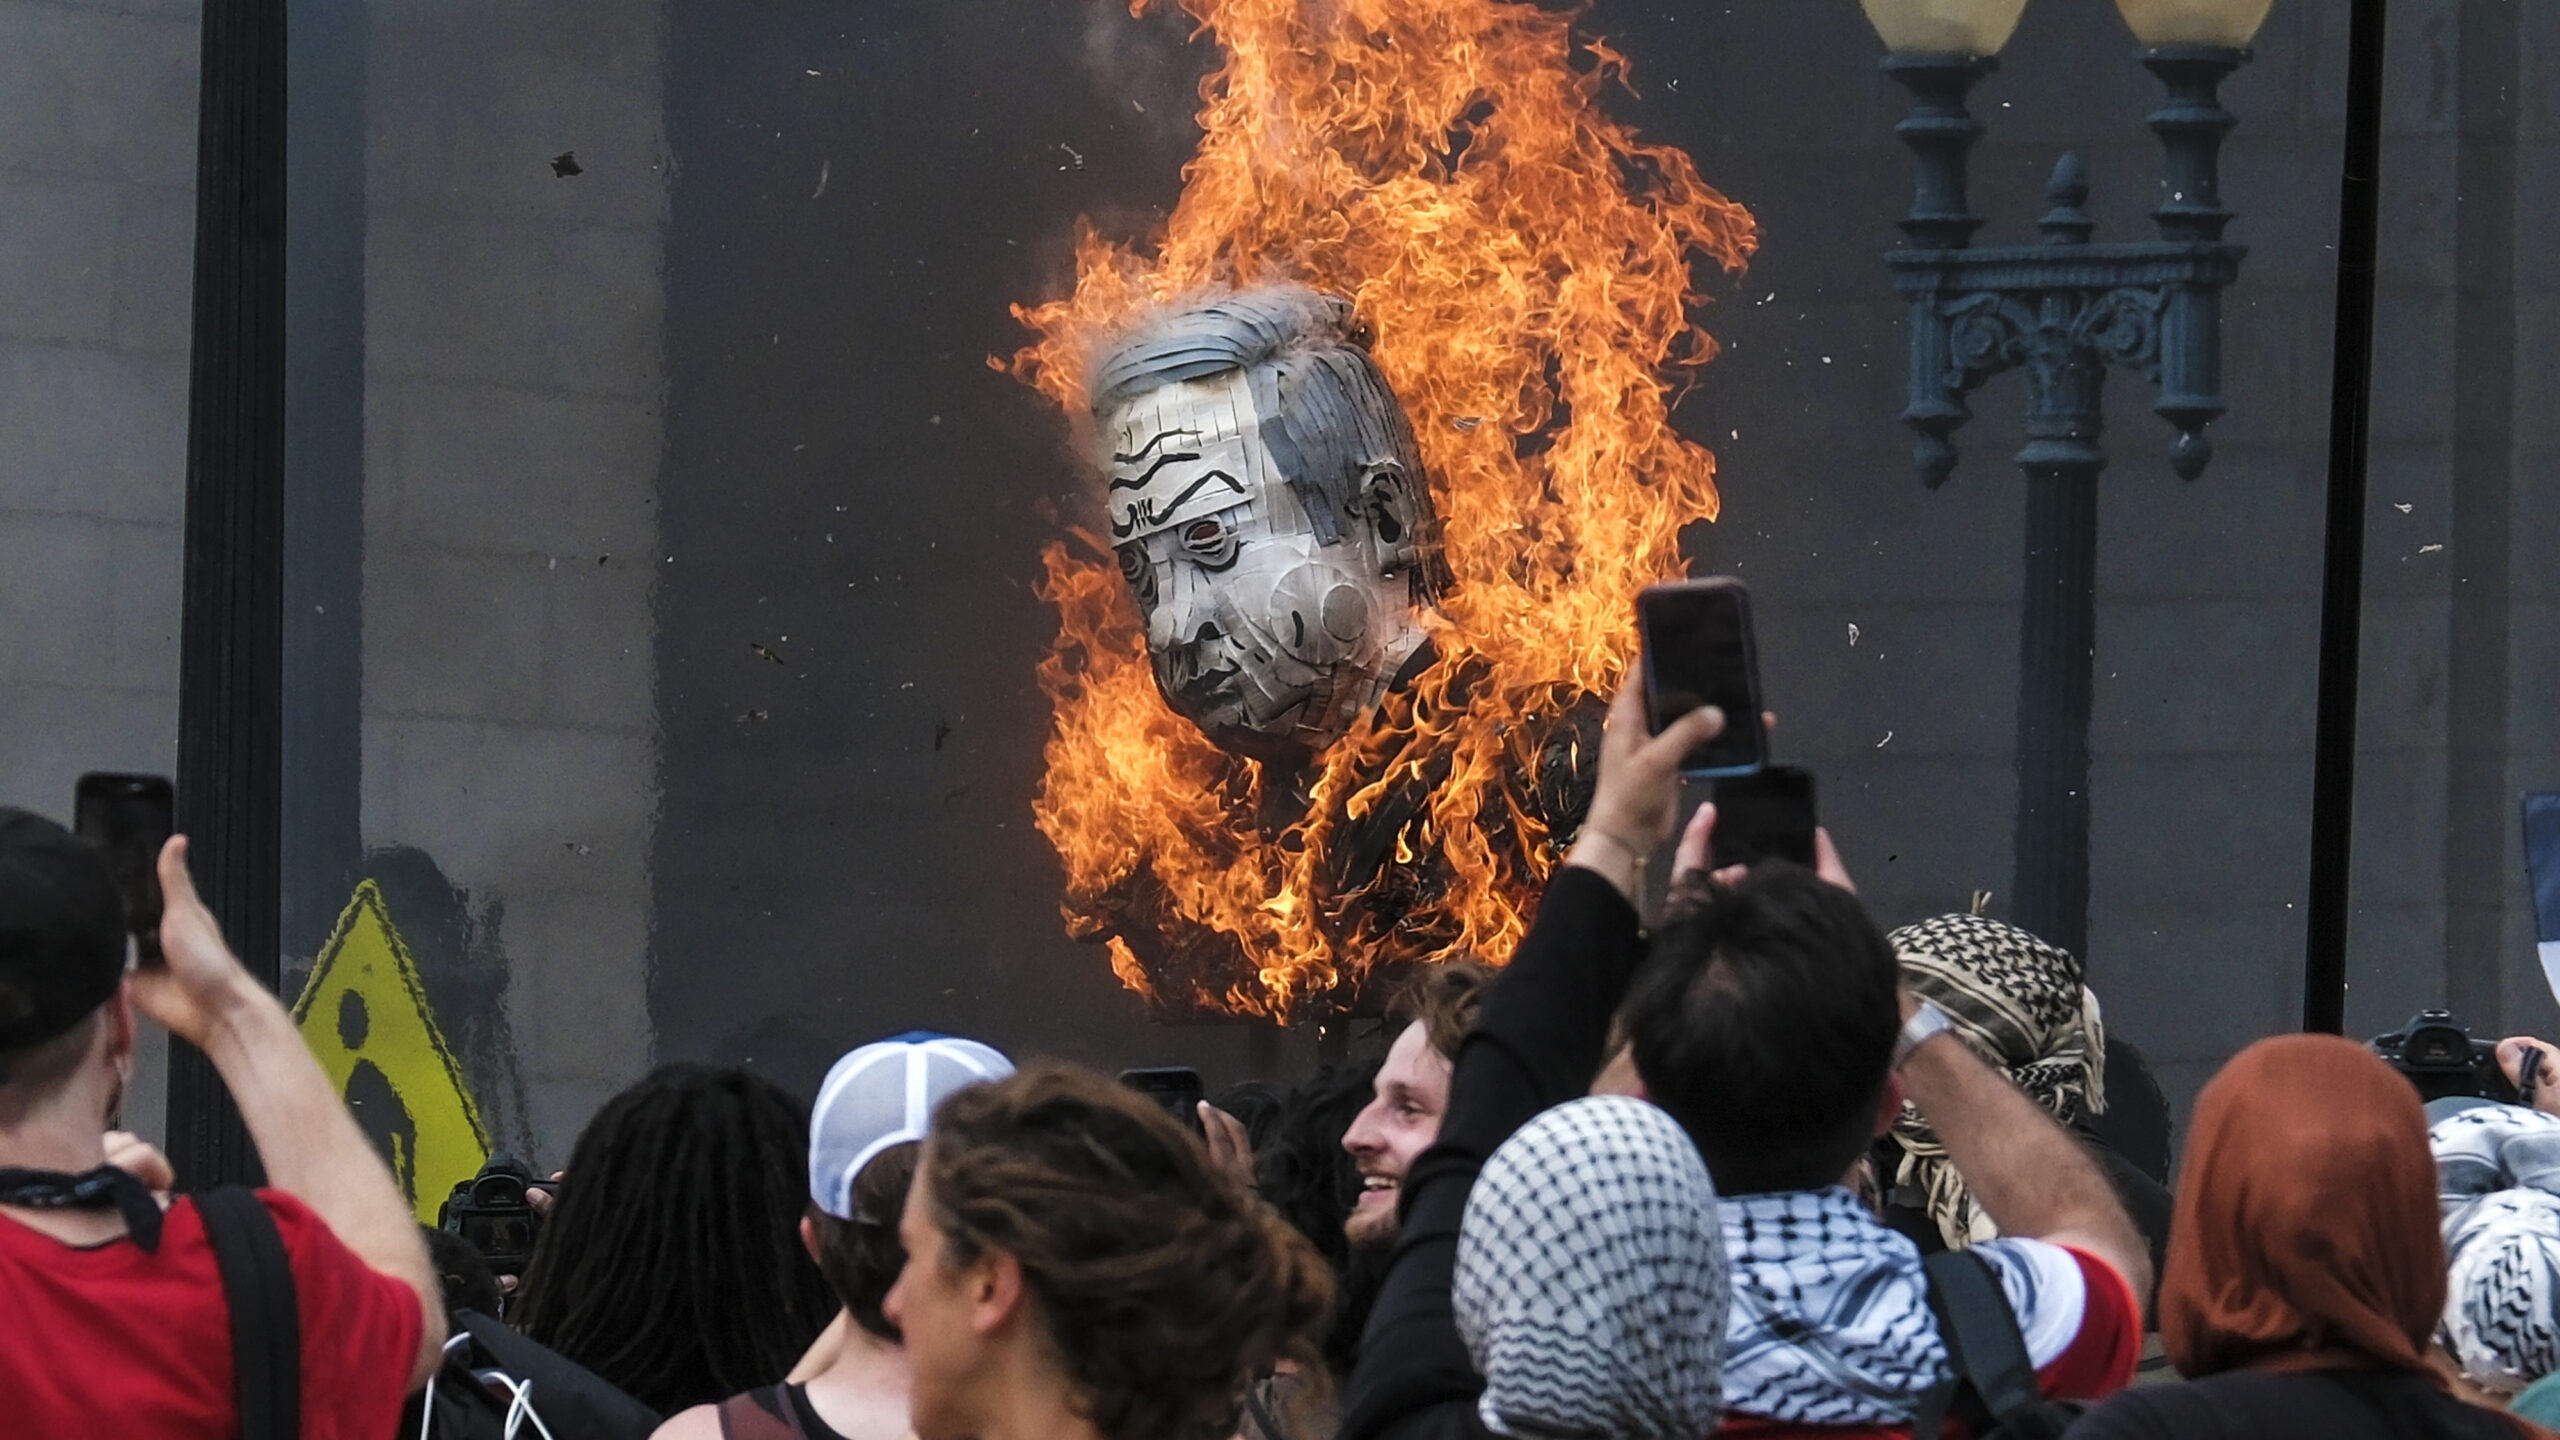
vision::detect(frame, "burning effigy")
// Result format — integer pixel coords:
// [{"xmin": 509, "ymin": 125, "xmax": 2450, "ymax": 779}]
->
[{"xmin": 1010, "ymin": 0, "xmax": 1758, "ymax": 1018}]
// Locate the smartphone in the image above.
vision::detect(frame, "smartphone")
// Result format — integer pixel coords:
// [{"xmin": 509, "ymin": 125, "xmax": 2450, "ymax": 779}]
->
[
  {"xmin": 1709, "ymin": 765, "xmax": 1818, "ymax": 870},
  {"xmin": 1119, "ymin": 1066, "xmax": 1207, "ymax": 1136},
  {"xmin": 1638, "ymin": 578, "xmax": 1768, "ymax": 777},
  {"xmin": 73, "ymin": 772, "xmax": 174, "ymax": 965}
]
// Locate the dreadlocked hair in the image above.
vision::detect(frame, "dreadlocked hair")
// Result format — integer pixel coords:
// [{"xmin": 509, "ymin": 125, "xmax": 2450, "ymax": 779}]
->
[
  {"xmin": 511, "ymin": 1064, "xmax": 836, "ymax": 1414},
  {"xmin": 924, "ymin": 1062, "xmax": 1334, "ymax": 1440}
]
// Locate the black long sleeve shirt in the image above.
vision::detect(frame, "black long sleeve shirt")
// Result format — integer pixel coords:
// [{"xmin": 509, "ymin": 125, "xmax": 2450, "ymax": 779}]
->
[{"xmin": 1336, "ymin": 866, "xmax": 1651, "ymax": 1440}]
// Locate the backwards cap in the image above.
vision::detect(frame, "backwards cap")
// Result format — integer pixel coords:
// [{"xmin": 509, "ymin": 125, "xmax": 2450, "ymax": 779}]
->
[
  {"xmin": 809, "ymin": 1031, "xmax": 1013, "ymax": 1220},
  {"xmin": 0, "ymin": 807, "xmax": 127, "ymax": 1057}
]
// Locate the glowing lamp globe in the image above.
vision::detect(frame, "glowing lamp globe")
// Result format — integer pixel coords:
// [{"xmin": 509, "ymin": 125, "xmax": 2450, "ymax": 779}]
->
[
  {"xmin": 2113, "ymin": 0, "xmax": 2273, "ymax": 47},
  {"xmin": 1859, "ymin": 0, "xmax": 2030, "ymax": 56}
]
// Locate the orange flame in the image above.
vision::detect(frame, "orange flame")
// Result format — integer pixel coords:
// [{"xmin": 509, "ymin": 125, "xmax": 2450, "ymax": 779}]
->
[{"xmin": 1014, "ymin": 0, "xmax": 1756, "ymax": 1017}]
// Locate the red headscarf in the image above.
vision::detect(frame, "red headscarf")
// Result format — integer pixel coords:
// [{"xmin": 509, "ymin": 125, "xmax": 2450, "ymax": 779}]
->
[{"xmin": 2161, "ymin": 1033, "xmax": 2446, "ymax": 1379}]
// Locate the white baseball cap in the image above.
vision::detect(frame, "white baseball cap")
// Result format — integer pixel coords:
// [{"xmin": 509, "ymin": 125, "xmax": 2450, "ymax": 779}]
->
[{"xmin": 809, "ymin": 1031, "xmax": 1013, "ymax": 1219}]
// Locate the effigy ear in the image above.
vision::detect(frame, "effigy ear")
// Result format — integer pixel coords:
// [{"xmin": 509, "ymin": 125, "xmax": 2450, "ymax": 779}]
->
[{"xmin": 1357, "ymin": 462, "xmax": 1423, "ymax": 567}]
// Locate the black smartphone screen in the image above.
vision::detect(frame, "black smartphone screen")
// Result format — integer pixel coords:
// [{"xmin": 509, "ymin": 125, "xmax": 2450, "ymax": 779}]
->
[
  {"xmin": 1710, "ymin": 765, "xmax": 1818, "ymax": 870},
  {"xmin": 1639, "ymin": 580, "xmax": 1767, "ymax": 776},
  {"xmin": 74, "ymin": 772, "xmax": 173, "ymax": 964},
  {"xmin": 1118, "ymin": 1066, "xmax": 1207, "ymax": 1135}
]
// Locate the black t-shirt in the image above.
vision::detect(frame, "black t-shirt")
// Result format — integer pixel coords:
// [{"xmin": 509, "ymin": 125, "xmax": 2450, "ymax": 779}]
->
[
  {"xmin": 2068, "ymin": 1367, "xmax": 2531, "ymax": 1440},
  {"xmin": 717, "ymin": 1383, "xmax": 852, "ymax": 1440}
]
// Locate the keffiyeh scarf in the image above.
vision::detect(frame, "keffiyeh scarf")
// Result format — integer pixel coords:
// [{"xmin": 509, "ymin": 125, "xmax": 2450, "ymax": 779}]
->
[
  {"xmin": 2431, "ymin": 1103, "xmax": 2560, "ymax": 1393},
  {"xmin": 1454, "ymin": 1097, "xmax": 1728, "ymax": 1440},
  {"xmin": 1722, "ymin": 1188, "xmax": 2082, "ymax": 1426},
  {"xmin": 1886, "ymin": 914, "xmax": 2106, "ymax": 1249}
]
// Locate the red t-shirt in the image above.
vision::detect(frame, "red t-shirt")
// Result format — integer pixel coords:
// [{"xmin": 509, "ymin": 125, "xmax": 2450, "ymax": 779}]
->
[
  {"xmin": 1719, "ymin": 1247, "xmax": 2142, "ymax": 1440},
  {"xmin": 0, "ymin": 1189, "xmax": 424, "ymax": 1438}
]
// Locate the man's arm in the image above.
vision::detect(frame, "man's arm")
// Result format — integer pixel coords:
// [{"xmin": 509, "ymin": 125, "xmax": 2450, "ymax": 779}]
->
[
  {"xmin": 1897, "ymin": 1010, "xmax": 2154, "ymax": 1312},
  {"xmin": 130, "ymin": 837, "xmax": 448, "ymax": 1389}
]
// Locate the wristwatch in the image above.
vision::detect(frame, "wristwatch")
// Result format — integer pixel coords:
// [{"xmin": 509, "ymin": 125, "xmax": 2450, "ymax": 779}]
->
[{"xmin": 1893, "ymin": 1000, "xmax": 1957, "ymax": 1070}]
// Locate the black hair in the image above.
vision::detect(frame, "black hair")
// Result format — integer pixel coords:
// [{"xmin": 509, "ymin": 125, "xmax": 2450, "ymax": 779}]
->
[
  {"xmin": 1210, "ymin": 1080, "xmax": 1286, "ymax": 1151},
  {"xmin": 511, "ymin": 1064, "xmax": 836, "ymax": 1414},
  {"xmin": 1251, "ymin": 1054, "xmax": 1386, "ymax": 1372},
  {"xmin": 0, "ymin": 1009, "xmax": 100, "ymax": 1108},
  {"xmin": 807, "ymin": 1139, "xmax": 918, "ymax": 1343},
  {"xmin": 1620, "ymin": 864, "xmax": 1901, "ymax": 1195},
  {"xmin": 422, "ymin": 1224, "xmax": 505, "ymax": 1323}
]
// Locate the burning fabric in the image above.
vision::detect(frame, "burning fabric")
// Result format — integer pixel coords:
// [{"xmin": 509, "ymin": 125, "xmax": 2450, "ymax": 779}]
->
[{"xmin": 1013, "ymin": 0, "xmax": 1757, "ymax": 1017}]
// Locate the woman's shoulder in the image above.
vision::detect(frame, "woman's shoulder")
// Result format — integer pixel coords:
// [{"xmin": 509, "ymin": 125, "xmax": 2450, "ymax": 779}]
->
[
  {"xmin": 2065, "ymin": 1378, "xmax": 2231, "ymax": 1439},
  {"xmin": 2068, "ymin": 1370, "xmax": 2356, "ymax": 1439},
  {"xmin": 2071, "ymin": 1368, "xmax": 2524, "ymax": 1440}
]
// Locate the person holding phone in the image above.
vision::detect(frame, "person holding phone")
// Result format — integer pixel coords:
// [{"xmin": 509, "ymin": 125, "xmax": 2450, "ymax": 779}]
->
[
  {"xmin": 1620, "ymin": 862, "xmax": 2150, "ymax": 1436},
  {"xmin": 0, "ymin": 808, "xmax": 445, "ymax": 1437},
  {"xmin": 1338, "ymin": 670, "xmax": 1737, "ymax": 1440}
]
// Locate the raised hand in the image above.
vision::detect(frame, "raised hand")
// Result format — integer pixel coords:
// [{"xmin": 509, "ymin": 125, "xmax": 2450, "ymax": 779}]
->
[
  {"xmin": 1567, "ymin": 670, "xmax": 1724, "ymax": 899},
  {"xmin": 126, "ymin": 836, "xmax": 264, "ymax": 1049}
]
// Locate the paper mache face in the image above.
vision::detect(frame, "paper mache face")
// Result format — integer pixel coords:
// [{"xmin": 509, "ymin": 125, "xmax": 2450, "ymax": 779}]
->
[{"xmin": 1088, "ymin": 290, "xmax": 1445, "ymax": 763}]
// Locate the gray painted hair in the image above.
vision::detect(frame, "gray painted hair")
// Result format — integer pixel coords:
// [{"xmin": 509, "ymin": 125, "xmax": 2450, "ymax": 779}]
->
[{"xmin": 1085, "ymin": 286, "xmax": 1441, "ymax": 558}]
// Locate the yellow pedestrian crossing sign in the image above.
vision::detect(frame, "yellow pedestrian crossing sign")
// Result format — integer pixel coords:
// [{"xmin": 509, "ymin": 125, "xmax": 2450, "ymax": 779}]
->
[{"xmin": 291, "ymin": 880, "xmax": 491, "ymax": 1223}]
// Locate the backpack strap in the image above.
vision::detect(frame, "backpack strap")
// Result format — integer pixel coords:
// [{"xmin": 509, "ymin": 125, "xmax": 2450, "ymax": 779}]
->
[
  {"xmin": 1242, "ymin": 1379, "xmax": 1293, "ymax": 1440},
  {"xmin": 1915, "ymin": 1248, "xmax": 2043, "ymax": 1438},
  {"xmin": 198, "ymin": 1186, "xmax": 301, "ymax": 1440},
  {"xmin": 717, "ymin": 1385, "xmax": 811, "ymax": 1440}
]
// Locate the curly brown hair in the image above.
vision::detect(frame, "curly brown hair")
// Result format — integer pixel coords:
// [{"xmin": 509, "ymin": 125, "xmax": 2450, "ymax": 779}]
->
[
  {"xmin": 1391, "ymin": 958, "xmax": 1493, "ymax": 1061},
  {"xmin": 923, "ymin": 1063, "xmax": 1333, "ymax": 1440}
]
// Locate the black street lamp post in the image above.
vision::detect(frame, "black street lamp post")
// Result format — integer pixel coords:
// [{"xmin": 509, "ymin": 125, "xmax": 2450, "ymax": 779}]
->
[{"xmin": 1867, "ymin": 3, "xmax": 2261, "ymax": 964}]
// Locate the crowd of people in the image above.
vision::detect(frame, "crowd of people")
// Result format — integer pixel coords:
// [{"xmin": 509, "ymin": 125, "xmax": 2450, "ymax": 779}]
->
[{"xmin": 7, "ymin": 671, "xmax": 2560, "ymax": 1439}]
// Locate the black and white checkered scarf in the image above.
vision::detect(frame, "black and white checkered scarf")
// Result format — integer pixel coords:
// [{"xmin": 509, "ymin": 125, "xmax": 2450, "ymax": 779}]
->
[
  {"xmin": 1885, "ymin": 914, "xmax": 2106, "ymax": 1249},
  {"xmin": 1454, "ymin": 1097, "xmax": 1727, "ymax": 1440},
  {"xmin": 2431, "ymin": 1103, "xmax": 2560, "ymax": 1394},
  {"xmin": 1720, "ymin": 1188, "xmax": 2079, "ymax": 1426},
  {"xmin": 1721, "ymin": 1188, "xmax": 1948, "ymax": 1425}
]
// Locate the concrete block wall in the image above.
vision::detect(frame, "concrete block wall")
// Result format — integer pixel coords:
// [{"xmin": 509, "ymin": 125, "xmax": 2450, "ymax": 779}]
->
[
  {"xmin": 2337, "ymin": 0, "xmax": 2560, "ymax": 1049},
  {"xmin": 358, "ymin": 0, "xmax": 667, "ymax": 1162},
  {"xmin": 0, "ymin": 0, "xmax": 200, "ymax": 1139},
  {"xmin": 2483, "ymin": 0, "xmax": 2560, "ymax": 1038}
]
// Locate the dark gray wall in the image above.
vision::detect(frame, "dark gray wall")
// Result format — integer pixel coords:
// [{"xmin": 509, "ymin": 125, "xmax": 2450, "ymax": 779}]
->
[
  {"xmin": 1621, "ymin": 1, "xmax": 2354, "ymax": 1111},
  {"xmin": 647, "ymin": 0, "xmax": 1309, "ymax": 1095},
  {"xmin": 5, "ymin": 0, "xmax": 2540, "ymax": 1159},
  {"xmin": 1585, "ymin": 0, "xmax": 2558, "ymax": 1106},
  {"xmin": 645, "ymin": 0, "xmax": 2560, "ymax": 1121}
]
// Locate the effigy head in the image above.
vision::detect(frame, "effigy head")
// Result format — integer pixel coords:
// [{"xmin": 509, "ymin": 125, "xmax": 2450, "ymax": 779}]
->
[{"xmin": 1085, "ymin": 288, "xmax": 1448, "ymax": 763}]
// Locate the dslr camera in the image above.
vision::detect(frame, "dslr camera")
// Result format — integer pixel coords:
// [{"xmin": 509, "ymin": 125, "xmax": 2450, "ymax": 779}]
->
[
  {"xmin": 438, "ymin": 1154, "xmax": 549, "ymax": 1275},
  {"xmin": 2369, "ymin": 1009, "xmax": 2521, "ymax": 1105}
]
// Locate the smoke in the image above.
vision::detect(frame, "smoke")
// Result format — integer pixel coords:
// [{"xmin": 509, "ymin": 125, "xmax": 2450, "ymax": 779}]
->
[{"xmin": 1080, "ymin": 0, "xmax": 1210, "ymax": 148}]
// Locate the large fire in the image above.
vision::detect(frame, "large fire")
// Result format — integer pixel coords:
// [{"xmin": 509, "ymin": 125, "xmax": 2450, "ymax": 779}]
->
[{"xmin": 1012, "ymin": 0, "xmax": 1756, "ymax": 1017}]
